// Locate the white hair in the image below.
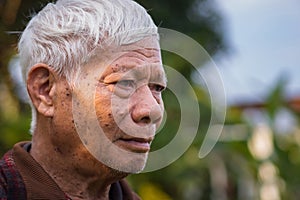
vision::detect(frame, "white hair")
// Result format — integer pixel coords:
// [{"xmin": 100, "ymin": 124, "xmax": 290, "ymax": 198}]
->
[{"xmin": 18, "ymin": 0, "xmax": 158, "ymax": 134}]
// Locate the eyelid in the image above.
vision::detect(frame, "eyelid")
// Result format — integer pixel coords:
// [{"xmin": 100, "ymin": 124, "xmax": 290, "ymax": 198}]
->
[
  {"xmin": 149, "ymin": 83, "xmax": 166, "ymax": 92},
  {"xmin": 103, "ymin": 73, "xmax": 123, "ymax": 84}
]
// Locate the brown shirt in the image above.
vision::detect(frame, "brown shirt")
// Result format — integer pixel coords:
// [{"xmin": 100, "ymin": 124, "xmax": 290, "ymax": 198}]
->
[{"xmin": 1, "ymin": 142, "xmax": 140, "ymax": 200}]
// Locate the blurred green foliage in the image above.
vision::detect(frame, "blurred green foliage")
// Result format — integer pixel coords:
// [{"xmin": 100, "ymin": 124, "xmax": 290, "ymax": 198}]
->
[{"xmin": 1, "ymin": 0, "xmax": 300, "ymax": 200}]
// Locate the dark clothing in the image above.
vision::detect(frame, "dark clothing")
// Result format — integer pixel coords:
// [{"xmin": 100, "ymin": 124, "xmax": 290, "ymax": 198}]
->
[{"xmin": 0, "ymin": 142, "xmax": 140, "ymax": 200}]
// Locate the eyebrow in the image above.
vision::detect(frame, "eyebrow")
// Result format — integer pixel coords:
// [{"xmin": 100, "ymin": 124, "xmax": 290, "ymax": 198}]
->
[{"xmin": 103, "ymin": 64, "xmax": 167, "ymax": 85}]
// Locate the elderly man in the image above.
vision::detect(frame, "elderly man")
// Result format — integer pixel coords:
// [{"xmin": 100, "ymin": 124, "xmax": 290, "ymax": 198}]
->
[{"xmin": 0, "ymin": 0, "xmax": 166, "ymax": 199}]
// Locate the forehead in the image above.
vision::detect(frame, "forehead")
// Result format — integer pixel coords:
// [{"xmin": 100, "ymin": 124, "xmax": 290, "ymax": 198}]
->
[
  {"xmin": 101, "ymin": 48, "xmax": 166, "ymax": 86},
  {"xmin": 100, "ymin": 38, "xmax": 165, "ymax": 78},
  {"xmin": 81, "ymin": 37, "xmax": 166, "ymax": 83},
  {"xmin": 108, "ymin": 48, "xmax": 161, "ymax": 71}
]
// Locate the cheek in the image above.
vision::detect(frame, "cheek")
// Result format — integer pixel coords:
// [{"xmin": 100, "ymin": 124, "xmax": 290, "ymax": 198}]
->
[
  {"xmin": 95, "ymin": 94, "xmax": 110, "ymax": 120},
  {"xmin": 95, "ymin": 84, "xmax": 111, "ymax": 112},
  {"xmin": 95, "ymin": 95, "xmax": 110, "ymax": 115},
  {"xmin": 156, "ymin": 99, "xmax": 165, "ymax": 126},
  {"xmin": 94, "ymin": 87, "xmax": 118, "ymax": 134}
]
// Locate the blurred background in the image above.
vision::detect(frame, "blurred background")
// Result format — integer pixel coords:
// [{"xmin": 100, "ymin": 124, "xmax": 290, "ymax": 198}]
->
[{"xmin": 0, "ymin": 0, "xmax": 300, "ymax": 199}]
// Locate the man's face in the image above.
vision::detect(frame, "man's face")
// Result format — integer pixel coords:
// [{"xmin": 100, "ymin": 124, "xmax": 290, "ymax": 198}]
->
[{"xmin": 72, "ymin": 37, "xmax": 166, "ymax": 173}]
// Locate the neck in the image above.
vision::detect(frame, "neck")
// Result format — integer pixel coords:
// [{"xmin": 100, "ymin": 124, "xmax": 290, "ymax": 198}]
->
[{"xmin": 30, "ymin": 121, "xmax": 128, "ymax": 199}]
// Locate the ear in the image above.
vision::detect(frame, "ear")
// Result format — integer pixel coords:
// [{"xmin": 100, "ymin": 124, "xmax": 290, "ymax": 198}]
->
[{"xmin": 27, "ymin": 63, "xmax": 57, "ymax": 117}]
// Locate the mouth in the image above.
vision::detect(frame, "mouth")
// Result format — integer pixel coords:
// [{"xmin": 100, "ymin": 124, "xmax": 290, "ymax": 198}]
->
[{"xmin": 115, "ymin": 136, "xmax": 153, "ymax": 153}]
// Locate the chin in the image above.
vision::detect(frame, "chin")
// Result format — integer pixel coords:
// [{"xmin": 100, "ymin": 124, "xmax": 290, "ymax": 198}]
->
[
  {"xmin": 106, "ymin": 152, "xmax": 148, "ymax": 174},
  {"xmin": 126, "ymin": 154, "xmax": 148, "ymax": 174}
]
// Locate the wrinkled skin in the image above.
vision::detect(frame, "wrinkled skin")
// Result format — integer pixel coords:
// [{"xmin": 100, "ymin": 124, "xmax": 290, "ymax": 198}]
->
[
  {"xmin": 94, "ymin": 47, "xmax": 166, "ymax": 171},
  {"xmin": 27, "ymin": 37, "xmax": 166, "ymax": 199}
]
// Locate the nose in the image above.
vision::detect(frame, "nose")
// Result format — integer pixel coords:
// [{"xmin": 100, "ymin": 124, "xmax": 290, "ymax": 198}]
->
[{"xmin": 131, "ymin": 85, "xmax": 163, "ymax": 125}]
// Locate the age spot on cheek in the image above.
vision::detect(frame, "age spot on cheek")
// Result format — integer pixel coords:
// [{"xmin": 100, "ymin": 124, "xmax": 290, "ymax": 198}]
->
[{"xmin": 54, "ymin": 147, "xmax": 62, "ymax": 154}]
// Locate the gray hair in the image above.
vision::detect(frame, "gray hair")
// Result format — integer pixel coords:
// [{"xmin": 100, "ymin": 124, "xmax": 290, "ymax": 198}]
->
[{"xmin": 18, "ymin": 0, "xmax": 158, "ymax": 133}]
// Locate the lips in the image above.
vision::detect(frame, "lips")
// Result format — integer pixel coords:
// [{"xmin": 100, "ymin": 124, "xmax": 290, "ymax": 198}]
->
[{"xmin": 115, "ymin": 136, "xmax": 153, "ymax": 153}]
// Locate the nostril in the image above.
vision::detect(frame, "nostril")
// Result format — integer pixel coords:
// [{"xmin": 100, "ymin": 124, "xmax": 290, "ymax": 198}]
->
[
  {"xmin": 140, "ymin": 116, "xmax": 151, "ymax": 124},
  {"xmin": 131, "ymin": 108, "xmax": 152, "ymax": 125}
]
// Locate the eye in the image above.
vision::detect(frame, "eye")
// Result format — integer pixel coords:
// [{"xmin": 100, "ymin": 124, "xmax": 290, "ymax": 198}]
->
[
  {"xmin": 149, "ymin": 83, "xmax": 166, "ymax": 93},
  {"xmin": 116, "ymin": 80, "xmax": 135, "ymax": 89}
]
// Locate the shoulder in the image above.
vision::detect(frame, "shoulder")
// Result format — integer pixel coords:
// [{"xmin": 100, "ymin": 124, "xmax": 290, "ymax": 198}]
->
[
  {"xmin": 0, "ymin": 150, "xmax": 14, "ymax": 198},
  {"xmin": 0, "ymin": 147, "xmax": 27, "ymax": 199}
]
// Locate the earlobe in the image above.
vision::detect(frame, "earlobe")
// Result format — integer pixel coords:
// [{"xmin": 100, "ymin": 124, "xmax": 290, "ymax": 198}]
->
[{"xmin": 27, "ymin": 63, "xmax": 56, "ymax": 117}]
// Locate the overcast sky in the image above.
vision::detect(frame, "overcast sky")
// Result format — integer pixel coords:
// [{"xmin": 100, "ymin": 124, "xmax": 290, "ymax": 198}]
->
[{"xmin": 214, "ymin": 0, "xmax": 300, "ymax": 105}]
